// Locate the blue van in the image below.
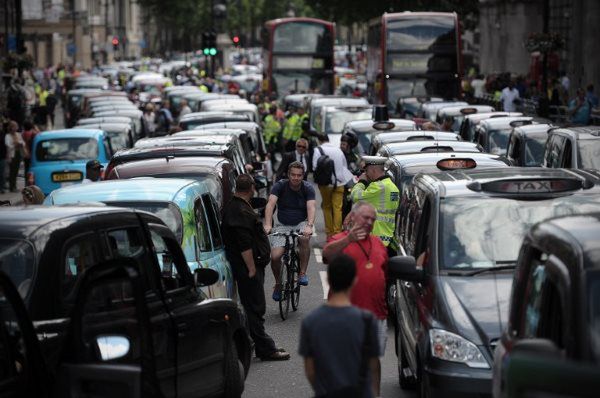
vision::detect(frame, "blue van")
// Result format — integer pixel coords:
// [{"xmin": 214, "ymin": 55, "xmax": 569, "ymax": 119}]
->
[
  {"xmin": 28, "ymin": 129, "xmax": 112, "ymax": 195},
  {"xmin": 44, "ymin": 177, "xmax": 235, "ymax": 299}
]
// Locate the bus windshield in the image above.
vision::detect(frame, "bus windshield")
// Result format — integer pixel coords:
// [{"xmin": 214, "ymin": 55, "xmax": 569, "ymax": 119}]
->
[
  {"xmin": 387, "ymin": 16, "xmax": 456, "ymax": 51},
  {"xmin": 273, "ymin": 22, "xmax": 331, "ymax": 53}
]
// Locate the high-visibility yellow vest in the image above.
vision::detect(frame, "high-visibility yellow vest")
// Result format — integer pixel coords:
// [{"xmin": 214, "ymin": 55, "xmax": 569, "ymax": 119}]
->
[
  {"xmin": 351, "ymin": 176, "xmax": 399, "ymax": 248},
  {"xmin": 263, "ymin": 114, "xmax": 281, "ymax": 144},
  {"xmin": 282, "ymin": 113, "xmax": 302, "ymax": 141}
]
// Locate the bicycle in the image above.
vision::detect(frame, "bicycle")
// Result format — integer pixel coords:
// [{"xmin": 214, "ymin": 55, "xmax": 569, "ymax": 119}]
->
[{"xmin": 270, "ymin": 230, "xmax": 302, "ymax": 320}]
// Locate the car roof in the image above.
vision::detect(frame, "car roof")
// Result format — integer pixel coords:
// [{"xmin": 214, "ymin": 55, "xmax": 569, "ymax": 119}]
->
[
  {"xmin": 530, "ymin": 213, "xmax": 600, "ymax": 270},
  {"xmin": 480, "ymin": 116, "xmax": 534, "ymax": 129},
  {"xmin": 197, "ymin": 121, "xmax": 260, "ymax": 131},
  {"xmin": 390, "ymin": 152, "xmax": 509, "ymax": 175},
  {"xmin": 549, "ymin": 126, "xmax": 600, "ymax": 140},
  {"xmin": 437, "ymin": 105, "xmax": 495, "ymax": 116},
  {"xmin": 48, "ymin": 178, "xmax": 203, "ymax": 203},
  {"xmin": 0, "ymin": 206, "xmax": 139, "ymax": 239},
  {"xmin": 463, "ymin": 112, "xmax": 523, "ymax": 123},
  {"xmin": 178, "ymin": 129, "xmax": 247, "ymax": 138},
  {"xmin": 203, "ymin": 103, "xmax": 257, "ymax": 111},
  {"xmin": 134, "ymin": 135, "xmax": 235, "ymax": 148},
  {"xmin": 310, "ymin": 97, "xmax": 369, "ymax": 107},
  {"xmin": 375, "ymin": 131, "xmax": 459, "ymax": 143},
  {"xmin": 36, "ymin": 129, "xmax": 105, "ymax": 139},
  {"xmin": 179, "ymin": 111, "xmax": 236, "ymax": 120},
  {"xmin": 95, "ymin": 109, "xmax": 141, "ymax": 116},
  {"xmin": 415, "ymin": 167, "xmax": 600, "ymax": 198},
  {"xmin": 112, "ymin": 157, "xmax": 224, "ymax": 178},
  {"xmin": 68, "ymin": 89, "xmax": 102, "ymax": 95},
  {"xmin": 345, "ymin": 119, "xmax": 416, "ymax": 133},
  {"xmin": 78, "ymin": 123, "xmax": 131, "ymax": 130},
  {"xmin": 382, "ymin": 140, "xmax": 481, "ymax": 155},
  {"xmin": 513, "ymin": 123, "xmax": 552, "ymax": 137},
  {"xmin": 77, "ymin": 117, "xmax": 133, "ymax": 124},
  {"xmin": 112, "ymin": 145, "xmax": 231, "ymax": 161}
]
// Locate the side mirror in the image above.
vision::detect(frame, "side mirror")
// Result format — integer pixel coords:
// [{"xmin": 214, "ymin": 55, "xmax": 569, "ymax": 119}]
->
[
  {"xmin": 252, "ymin": 161, "xmax": 264, "ymax": 171},
  {"xmin": 250, "ymin": 197, "xmax": 267, "ymax": 209},
  {"xmin": 511, "ymin": 338, "xmax": 561, "ymax": 358},
  {"xmin": 96, "ymin": 335, "xmax": 130, "ymax": 361},
  {"xmin": 388, "ymin": 256, "xmax": 424, "ymax": 282},
  {"xmin": 194, "ymin": 268, "xmax": 219, "ymax": 287}
]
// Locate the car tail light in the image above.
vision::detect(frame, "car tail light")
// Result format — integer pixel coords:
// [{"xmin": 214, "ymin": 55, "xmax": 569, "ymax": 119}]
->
[{"xmin": 26, "ymin": 172, "xmax": 35, "ymax": 186}]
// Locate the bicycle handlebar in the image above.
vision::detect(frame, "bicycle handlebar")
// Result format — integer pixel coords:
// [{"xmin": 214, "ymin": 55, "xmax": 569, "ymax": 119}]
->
[{"xmin": 269, "ymin": 230, "xmax": 303, "ymax": 238}]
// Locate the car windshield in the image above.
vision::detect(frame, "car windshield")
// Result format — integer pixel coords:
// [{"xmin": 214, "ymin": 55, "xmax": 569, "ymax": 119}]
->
[
  {"xmin": 324, "ymin": 109, "xmax": 372, "ymax": 135},
  {"xmin": 440, "ymin": 195, "xmax": 600, "ymax": 269},
  {"xmin": 36, "ymin": 138, "xmax": 99, "ymax": 161},
  {"xmin": 106, "ymin": 201, "xmax": 183, "ymax": 243},
  {"xmin": 387, "ymin": 79, "xmax": 427, "ymax": 110},
  {"xmin": 524, "ymin": 136, "xmax": 547, "ymax": 166},
  {"xmin": 0, "ymin": 239, "xmax": 35, "ymax": 298},
  {"xmin": 589, "ymin": 273, "xmax": 600, "ymax": 361},
  {"xmin": 105, "ymin": 131, "xmax": 129, "ymax": 152},
  {"xmin": 273, "ymin": 72, "xmax": 331, "ymax": 97},
  {"xmin": 578, "ymin": 140, "xmax": 600, "ymax": 169},
  {"xmin": 488, "ymin": 129, "xmax": 511, "ymax": 155}
]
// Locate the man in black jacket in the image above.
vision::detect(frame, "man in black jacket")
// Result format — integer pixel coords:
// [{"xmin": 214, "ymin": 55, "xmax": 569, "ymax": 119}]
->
[
  {"xmin": 275, "ymin": 138, "xmax": 309, "ymax": 181},
  {"xmin": 221, "ymin": 174, "xmax": 290, "ymax": 361}
]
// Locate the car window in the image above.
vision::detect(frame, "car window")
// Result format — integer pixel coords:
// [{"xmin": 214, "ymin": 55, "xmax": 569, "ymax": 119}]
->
[
  {"xmin": 63, "ymin": 234, "xmax": 102, "ymax": 301},
  {"xmin": 0, "ymin": 239, "xmax": 35, "ymax": 298},
  {"xmin": 36, "ymin": 138, "xmax": 99, "ymax": 161},
  {"xmin": 107, "ymin": 228, "xmax": 145, "ymax": 258},
  {"xmin": 522, "ymin": 264, "xmax": 547, "ymax": 338},
  {"xmin": 150, "ymin": 229, "xmax": 187, "ymax": 291},
  {"xmin": 194, "ymin": 199, "xmax": 212, "ymax": 252},
  {"xmin": 201, "ymin": 194, "xmax": 223, "ymax": 248},
  {"xmin": 561, "ymin": 139, "xmax": 572, "ymax": 168}
]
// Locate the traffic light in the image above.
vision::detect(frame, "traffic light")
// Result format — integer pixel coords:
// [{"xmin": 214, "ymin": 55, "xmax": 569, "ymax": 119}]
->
[
  {"xmin": 112, "ymin": 36, "xmax": 119, "ymax": 51},
  {"xmin": 202, "ymin": 31, "xmax": 217, "ymax": 56},
  {"xmin": 232, "ymin": 36, "xmax": 240, "ymax": 46}
]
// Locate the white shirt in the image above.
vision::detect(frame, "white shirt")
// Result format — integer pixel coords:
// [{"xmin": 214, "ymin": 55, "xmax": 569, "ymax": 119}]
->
[
  {"xmin": 500, "ymin": 87, "xmax": 520, "ymax": 112},
  {"xmin": 295, "ymin": 150, "xmax": 308, "ymax": 172},
  {"xmin": 179, "ymin": 105, "xmax": 192, "ymax": 120},
  {"xmin": 312, "ymin": 142, "xmax": 353, "ymax": 185},
  {"xmin": 471, "ymin": 79, "xmax": 485, "ymax": 97}
]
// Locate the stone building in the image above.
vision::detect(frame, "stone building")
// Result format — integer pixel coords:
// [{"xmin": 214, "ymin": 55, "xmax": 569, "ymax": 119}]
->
[{"xmin": 479, "ymin": 0, "xmax": 600, "ymax": 95}]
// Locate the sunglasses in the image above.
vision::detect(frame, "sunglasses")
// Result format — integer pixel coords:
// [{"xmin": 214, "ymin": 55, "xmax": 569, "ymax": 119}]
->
[{"xmin": 296, "ymin": 145, "xmax": 307, "ymax": 149}]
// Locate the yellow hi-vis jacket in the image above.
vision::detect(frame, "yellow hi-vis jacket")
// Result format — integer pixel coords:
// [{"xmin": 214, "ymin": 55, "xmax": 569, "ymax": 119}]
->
[
  {"xmin": 263, "ymin": 114, "xmax": 281, "ymax": 144},
  {"xmin": 351, "ymin": 176, "xmax": 399, "ymax": 248}
]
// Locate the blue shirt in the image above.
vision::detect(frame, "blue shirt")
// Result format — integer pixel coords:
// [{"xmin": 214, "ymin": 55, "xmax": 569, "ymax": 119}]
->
[
  {"xmin": 270, "ymin": 179, "xmax": 315, "ymax": 225},
  {"xmin": 569, "ymin": 98, "xmax": 591, "ymax": 125}
]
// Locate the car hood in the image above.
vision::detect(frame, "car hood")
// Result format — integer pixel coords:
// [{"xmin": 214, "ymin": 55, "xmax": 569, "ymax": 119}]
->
[{"xmin": 438, "ymin": 274, "xmax": 513, "ymax": 346}]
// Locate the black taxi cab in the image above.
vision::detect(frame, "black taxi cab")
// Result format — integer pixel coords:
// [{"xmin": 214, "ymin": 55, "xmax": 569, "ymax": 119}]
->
[
  {"xmin": 0, "ymin": 206, "xmax": 251, "ymax": 397},
  {"xmin": 388, "ymin": 168, "xmax": 600, "ymax": 397},
  {"xmin": 342, "ymin": 118, "xmax": 417, "ymax": 155},
  {"xmin": 492, "ymin": 213, "xmax": 600, "ymax": 398},
  {"xmin": 377, "ymin": 140, "xmax": 482, "ymax": 158}
]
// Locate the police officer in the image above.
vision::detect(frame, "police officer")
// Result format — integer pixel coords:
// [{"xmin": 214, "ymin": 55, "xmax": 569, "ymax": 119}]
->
[
  {"xmin": 263, "ymin": 105, "xmax": 281, "ymax": 167},
  {"xmin": 350, "ymin": 156, "xmax": 399, "ymax": 255},
  {"xmin": 282, "ymin": 106, "xmax": 304, "ymax": 152}
]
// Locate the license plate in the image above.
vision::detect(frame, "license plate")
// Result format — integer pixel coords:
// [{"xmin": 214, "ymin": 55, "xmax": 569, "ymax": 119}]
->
[{"xmin": 52, "ymin": 172, "xmax": 83, "ymax": 182}]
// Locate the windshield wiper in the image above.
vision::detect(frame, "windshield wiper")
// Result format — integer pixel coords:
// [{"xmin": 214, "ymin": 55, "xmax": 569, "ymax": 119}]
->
[{"xmin": 465, "ymin": 262, "xmax": 516, "ymax": 276}]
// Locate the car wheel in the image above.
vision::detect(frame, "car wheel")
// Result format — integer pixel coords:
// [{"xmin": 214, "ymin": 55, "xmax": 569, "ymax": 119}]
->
[
  {"xmin": 223, "ymin": 341, "xmax": 244, "ymax": 398},
  {"xmin": 396, "ymin": 327, "xmax": 415, "ymax": 389}
]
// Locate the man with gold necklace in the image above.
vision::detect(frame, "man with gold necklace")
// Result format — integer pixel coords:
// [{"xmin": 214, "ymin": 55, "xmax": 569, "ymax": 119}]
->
[{"xmin": 322, "ymin": 201, "xmax": 388, "ymax": 397}]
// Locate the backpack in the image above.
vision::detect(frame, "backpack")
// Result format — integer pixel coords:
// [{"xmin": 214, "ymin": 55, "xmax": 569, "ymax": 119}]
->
[{"xmin": 313, "ymin": 146, "xmax": 337, "ymax": 186}]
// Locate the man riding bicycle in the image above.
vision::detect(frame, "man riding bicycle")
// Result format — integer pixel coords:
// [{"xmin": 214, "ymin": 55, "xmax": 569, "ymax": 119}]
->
[{"xmin": 264, "ymin": 161, "xmax": 316, "ymax": 301}]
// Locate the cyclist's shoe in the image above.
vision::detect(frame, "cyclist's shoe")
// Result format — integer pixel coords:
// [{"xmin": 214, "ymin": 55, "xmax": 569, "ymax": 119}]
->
[
  {"xmin": 259, "ymin": 349, "xmax": 290, "ymax": 361},
  {"xmin": 298, "ymin": 273, "xmax": 309, "ymax": 286},
  {"xmin": 272, "ymin": 285, "xmax": 282, "ymax": 301}
]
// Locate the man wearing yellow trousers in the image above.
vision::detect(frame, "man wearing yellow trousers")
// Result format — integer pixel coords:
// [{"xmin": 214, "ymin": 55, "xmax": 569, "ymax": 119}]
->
[{"xmin": 312, "ymin": 134, "xmax": 353, "ymax": 239}]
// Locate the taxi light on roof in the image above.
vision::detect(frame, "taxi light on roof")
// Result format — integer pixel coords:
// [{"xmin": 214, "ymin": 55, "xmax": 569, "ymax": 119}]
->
[
  {"xmin": 436, "ymin": 158, "xmax": 477, "ymax": 170},
  {"xmin": 373, "ymin": 121, "xmax": 396, "ymax": 131},
  {"xmin": 468, "ymin": 178, "xmax": 587, "ymax": 194},
  {"xmin": 460, "ymin": 107, "xmax": 478, "ymax": 115}
]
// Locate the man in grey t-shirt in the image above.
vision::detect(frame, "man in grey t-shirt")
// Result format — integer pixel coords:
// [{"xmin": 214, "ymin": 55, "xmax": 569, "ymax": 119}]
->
[{"xmin": 299, "ymin": 254, "xmax": 379, "ymax": 397}]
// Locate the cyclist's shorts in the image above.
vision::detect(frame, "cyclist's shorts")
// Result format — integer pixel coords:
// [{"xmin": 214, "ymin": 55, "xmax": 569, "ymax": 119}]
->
[{"xmin": 270, "ymin": 221, "xmax": 307, "ymax": 247}]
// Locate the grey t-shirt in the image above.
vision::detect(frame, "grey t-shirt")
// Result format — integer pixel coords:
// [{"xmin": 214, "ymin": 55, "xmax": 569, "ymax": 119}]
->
[{"xmin": 299, "ymin": 305, "xmax": 379, "ymax": 397}]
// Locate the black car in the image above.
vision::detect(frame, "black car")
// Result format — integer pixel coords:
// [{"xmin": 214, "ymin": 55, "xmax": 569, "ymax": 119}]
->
[
  {"xmin": 342, "ymin": 118, "xmax": 417, "ymax": 155},
  {"xmin": 0, "ymin": 206, "xmax": 251, "ymax": 397},
  {"xmin": 377, "ymin": 140, "xmax": 482, "ymax": 157},
  {"xmin": 491, "ymin": 212, "xmax": 600, "ymax": 398},
  {"xmin": 543, "ymin": 125, "xmax": 600, "ymax": 170},
  {"xmin": 389, "ymin": 168, "xmax": 600, "ymax": 397}
]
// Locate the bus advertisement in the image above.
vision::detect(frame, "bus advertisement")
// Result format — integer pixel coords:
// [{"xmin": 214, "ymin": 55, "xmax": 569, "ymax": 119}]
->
[
  {"xmin": 262, "ymin": 18, "xmax": 335, "ymax": 98},
  {"xmin": 367, "ymin": 12, "xmax": 461, "ymax": 113}
]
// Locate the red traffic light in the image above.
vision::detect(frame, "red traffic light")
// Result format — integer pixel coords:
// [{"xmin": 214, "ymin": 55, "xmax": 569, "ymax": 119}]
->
[
  {"xmin": 232, "ymin": 36, "xmax": 240, "ymax": 44},
  {"xmin": 112, "ymin": 37, "xmax": 119, "ymax": 46}
]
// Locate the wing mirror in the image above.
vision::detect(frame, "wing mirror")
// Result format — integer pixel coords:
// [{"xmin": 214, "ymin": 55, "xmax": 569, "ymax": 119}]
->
[
  {"xmin": 388, "ymin": 256, "xmax": 424, "ymax": 282},
  {"xmin": 96, "ymin": 335, "xmax": 130, "ymax": 361},
  {"xmin": 194, "ymin": 268, "xmax": 219, "ymax": 287}
]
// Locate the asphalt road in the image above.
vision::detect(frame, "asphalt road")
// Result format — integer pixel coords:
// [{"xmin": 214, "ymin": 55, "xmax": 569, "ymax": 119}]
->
[{"xmin": 243, "ymin": 188, "xmax": 416, "ymax": 398}]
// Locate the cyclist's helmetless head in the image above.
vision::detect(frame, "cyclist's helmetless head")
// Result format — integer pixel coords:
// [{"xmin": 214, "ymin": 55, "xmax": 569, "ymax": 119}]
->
[{"xmin": 287, "ymin": 161, "xmax": 305, "ymax": 188}]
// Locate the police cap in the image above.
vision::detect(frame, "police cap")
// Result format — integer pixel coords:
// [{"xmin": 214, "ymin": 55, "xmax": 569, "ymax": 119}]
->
[{"xmin": 361, "ymin": 156, "xmax": 387, "ymax": 167}]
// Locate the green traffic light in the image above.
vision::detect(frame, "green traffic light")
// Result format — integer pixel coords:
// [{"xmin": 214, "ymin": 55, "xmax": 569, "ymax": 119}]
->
[
  {"xmin": 209, "ymin": 48, "xmax": 217, "ymax": 56},
  {"xmin": 203, "ymin": 48, "xmax": 210, "ymax": 55}
]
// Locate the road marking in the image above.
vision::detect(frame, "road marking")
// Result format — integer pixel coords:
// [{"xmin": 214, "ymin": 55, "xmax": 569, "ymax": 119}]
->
[
  {"xmin": 319, "ymin": 271, "xmax": 329, "ymax": 300},
  {"xmin": 313, "ymin": 248, "xmax": 322, "ymax": 263}
]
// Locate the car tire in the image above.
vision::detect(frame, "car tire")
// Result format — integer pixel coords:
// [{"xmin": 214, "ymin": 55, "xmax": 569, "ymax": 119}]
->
[
  {"xmin": 396, "ymin": 326, "xmax": 415, "ymax": 389},
  {"xmin": 223, "ymin": 340, "xmax": 244, "ymax": 398}
]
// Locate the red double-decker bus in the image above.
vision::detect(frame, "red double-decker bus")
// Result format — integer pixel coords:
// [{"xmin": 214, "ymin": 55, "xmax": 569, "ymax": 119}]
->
[
  {"xmin": 262, "ymin": 18, "xmax": 335, "ymax": 98},
  {"xmin": 367, "ymin": 12, "xmax": 462, "ymax": 112}
]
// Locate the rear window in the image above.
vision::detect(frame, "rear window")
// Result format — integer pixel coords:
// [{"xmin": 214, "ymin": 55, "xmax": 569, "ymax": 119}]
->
[
  {"xmin": 105, "ymin": 201, "xmax": 183, "ymax": 243},
  {"xmin": 36, "ymin": 138, "xmax": 99, "ymax": 161},
  {"xmin": 0, "ymin": 239, "xmax": 35, "ymax": 298}
]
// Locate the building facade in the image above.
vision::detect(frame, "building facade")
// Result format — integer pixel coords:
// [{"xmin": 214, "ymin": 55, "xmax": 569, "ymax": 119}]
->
[
  {"xmin": 20, "ymin": 0, "xmax": 146, "ymax": 69},
  {"xmin": 479, "ymin": 0, "xmax": 600, "ymax": 96}
]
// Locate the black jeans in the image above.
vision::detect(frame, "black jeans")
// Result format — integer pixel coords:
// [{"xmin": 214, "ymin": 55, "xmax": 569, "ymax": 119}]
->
[
  {"xmin": 235, "ymin": 266, "xmax": 277, "ymax": 358},
  {"xmin": 8, "ymin": 153, "xmax": 21, "ymax": 191}
]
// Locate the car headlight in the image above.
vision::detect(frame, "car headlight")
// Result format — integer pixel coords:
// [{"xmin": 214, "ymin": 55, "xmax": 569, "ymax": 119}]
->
[{"xmin": 429, "ymin": 329, "xmax": 489, "ymax": 369}]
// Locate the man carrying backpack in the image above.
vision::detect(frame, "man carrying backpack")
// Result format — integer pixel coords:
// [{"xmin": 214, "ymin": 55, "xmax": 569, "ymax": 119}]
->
[{"xmin": 313, "ymin": 134, "xmax": 354, "ymax": 239}]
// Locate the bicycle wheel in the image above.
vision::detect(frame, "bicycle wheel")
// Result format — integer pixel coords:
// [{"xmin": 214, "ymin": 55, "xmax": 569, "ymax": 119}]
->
[
  {"xmin": 291, "ymin": 252, "xmax": 301, "ymax": 311},
  {"xmin": 278, "ymin": 255, "xmax": 290, "ymax": 320}
]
